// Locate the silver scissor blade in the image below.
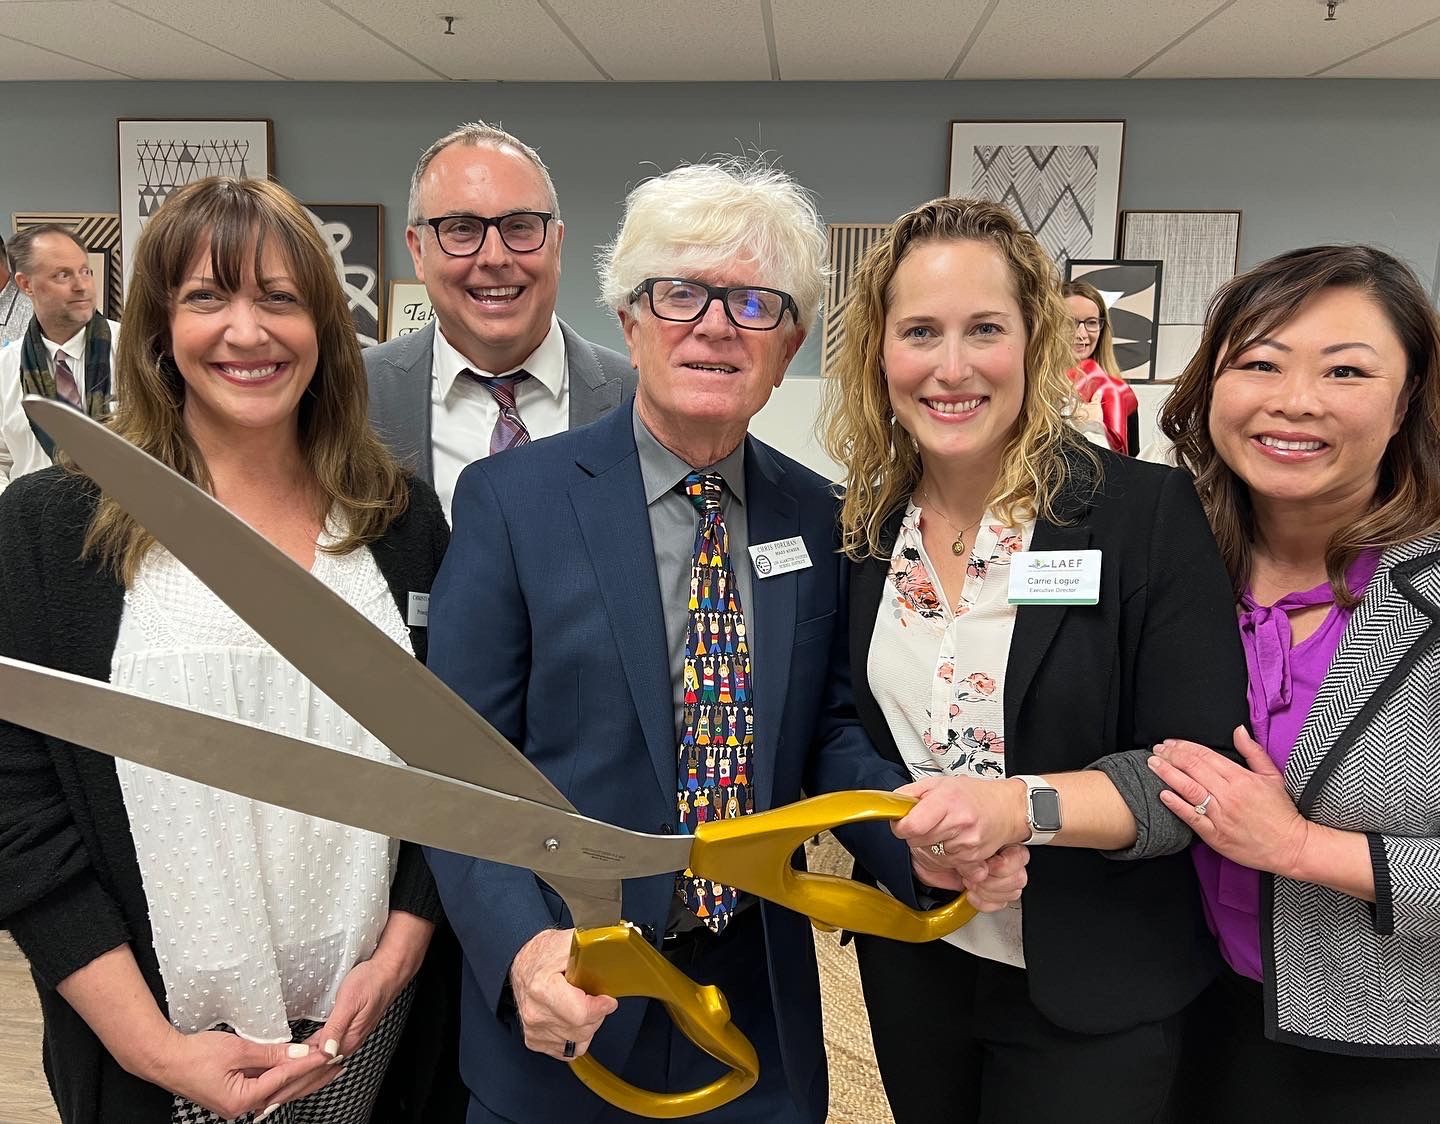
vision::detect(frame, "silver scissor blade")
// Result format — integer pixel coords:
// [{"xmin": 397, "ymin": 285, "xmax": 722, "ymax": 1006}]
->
[
  {"xmin": 23, "ymin": 398, "xmax": 570, "ymax": 812},
  {"xmin": 0, "ymin": 658, "xmax": 694, "ymax": 926}
]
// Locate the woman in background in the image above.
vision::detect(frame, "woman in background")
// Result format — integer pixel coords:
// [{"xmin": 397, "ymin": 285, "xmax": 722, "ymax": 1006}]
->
[{"xmin": 1063, "ymin": 278, "xmax": 1137, "ymax": 454}]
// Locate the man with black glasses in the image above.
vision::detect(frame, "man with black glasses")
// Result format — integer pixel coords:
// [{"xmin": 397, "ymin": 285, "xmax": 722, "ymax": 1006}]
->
[{"xmin": 365, "ymin": 121, "xmax": 633, "ymax": 519}]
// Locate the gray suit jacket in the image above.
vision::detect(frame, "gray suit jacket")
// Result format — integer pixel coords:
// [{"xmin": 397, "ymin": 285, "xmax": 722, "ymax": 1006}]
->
[{"xmin": 363, "ymin": 319, "xmax": 635, "ymax": 482}]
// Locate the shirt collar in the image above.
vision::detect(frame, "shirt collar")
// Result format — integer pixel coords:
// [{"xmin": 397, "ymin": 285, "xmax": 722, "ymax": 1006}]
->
[
  {"xmin": 631, "ymin": 402, "xmax": 747, "ymax": 508},
  {"xmin": 433, "ymin": 315, "xmax": 565, "ymax": 399},
  {"xmin": 41, "ymin": 325, "xmax": 88, "ymax": 365}
]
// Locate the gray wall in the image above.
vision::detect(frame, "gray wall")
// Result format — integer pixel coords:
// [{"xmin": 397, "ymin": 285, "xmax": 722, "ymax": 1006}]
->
[{"xmin": 4, "ymin": 78, "xmax": 1438, "ymax": 374}]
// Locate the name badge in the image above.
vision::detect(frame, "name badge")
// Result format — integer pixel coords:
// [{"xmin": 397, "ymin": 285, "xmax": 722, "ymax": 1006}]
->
[
  {"xmin": 748, "ymin": 536, "xmax": 812, "ymax": 579},
  {"xmin": 1008, "ymin": 550, "xmax": 1101, "ymax": 605},
  {"xmin": 407, "ymin": 591, "xmax": 431, "ymax": 627}
]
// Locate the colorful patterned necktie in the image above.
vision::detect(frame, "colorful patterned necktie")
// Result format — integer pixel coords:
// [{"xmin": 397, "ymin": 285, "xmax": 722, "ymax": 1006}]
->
[
  {"xmin": 469, "ymin": 371, "xmax": 531, "ymax": 455},
  {"xmin": 676, "ymin": 471, "xmax": 754, "ymax": 933},
  {"xmin": 53, "ymin": 354, "xmax": 82, "ymax": 409}
]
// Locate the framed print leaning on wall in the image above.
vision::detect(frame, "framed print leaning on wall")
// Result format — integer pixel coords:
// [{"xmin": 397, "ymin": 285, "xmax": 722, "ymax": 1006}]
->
[
  {"xmin": 305, "ymin": 203, "xmax": 384, "ymax": 347},
  {"xmin": 948, "ymin": 120, "xmax": 1125, "ymax": 271},
  {"xmin": 387, "ymin": 280, "xmax": 433, "ymax": 340},
  {"xmin": 117, "ymin": 118, "xmax": 274, "ymax": 296}
]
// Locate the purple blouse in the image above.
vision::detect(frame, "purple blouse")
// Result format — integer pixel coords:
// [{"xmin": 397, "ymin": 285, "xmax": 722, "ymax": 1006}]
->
[{"xmin": 1192, "ymin": 549, "xmax": 1382, "ymax": 981}]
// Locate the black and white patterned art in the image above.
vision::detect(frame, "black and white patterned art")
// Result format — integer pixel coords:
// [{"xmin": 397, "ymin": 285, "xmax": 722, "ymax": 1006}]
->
[
  {"xmin": 949, "ymin": 122, "xmax": 1125, "ymax": 271},
  {"xmin": 117, "ymin": 119, "xmax": 273, "ymax": 297},
  {"xmin": 305, "ymin": 204, "xmax": 383, "ymax": 348},
  {"xmin": 822, "ymin": 223, "xmax": 891, "ymax": 376}
]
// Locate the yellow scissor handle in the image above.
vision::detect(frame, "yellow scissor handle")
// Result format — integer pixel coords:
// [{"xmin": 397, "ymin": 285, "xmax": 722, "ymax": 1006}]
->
[
  {"xmin": 565, "ymin": 922, "xmax": 759, "ymax": 1118},
  {"xmin": 690, "ymin": 790, "xmax": 978, "ymax": 942}
]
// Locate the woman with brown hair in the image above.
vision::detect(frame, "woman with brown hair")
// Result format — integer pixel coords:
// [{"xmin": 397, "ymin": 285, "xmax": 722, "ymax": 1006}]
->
[
  {"xmin": 1152, "ymin": 244, "xmax": 1440, "ymax": 1118},
  {"xmin": 819, "ymin": 197, "xmax": 1246, "ymax": 1121},
  {"xmin": 1062, "ymin": 279, "xmax": 1138, "ymax": 455},
  {"xmin": 0, "ymin": 177, "xmax": 455, "ymax": 1123}
]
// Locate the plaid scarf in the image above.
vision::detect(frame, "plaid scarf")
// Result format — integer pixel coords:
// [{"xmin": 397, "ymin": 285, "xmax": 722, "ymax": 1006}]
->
[{"xmin": 19, "ymin": 311, "xmax": 113, "ymax": 455}]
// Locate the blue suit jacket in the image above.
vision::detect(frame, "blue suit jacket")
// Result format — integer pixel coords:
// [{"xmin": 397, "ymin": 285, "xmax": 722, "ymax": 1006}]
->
[{"xmin": 425, "ymin": 401, "xmax": 915, "ymax": 1122}]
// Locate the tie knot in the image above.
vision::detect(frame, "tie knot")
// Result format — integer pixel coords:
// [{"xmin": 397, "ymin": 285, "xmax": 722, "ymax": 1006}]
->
[
  {"xmin": 470, "ymin": 370, "xmax": 529, "ymax": 409},
  {"xmin": 684, "ymin": 471, "xmax": 725, "ymax": 515}
]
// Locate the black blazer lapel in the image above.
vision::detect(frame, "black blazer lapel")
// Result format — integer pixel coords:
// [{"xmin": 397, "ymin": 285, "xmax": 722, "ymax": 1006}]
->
[
  {"xmin": 744, "ymin": 441, "xmax": 799, "ymax": 813},
  {"xmin": 568, "ymin": 413, "xmax": 676, "ymax": 807},
  {"xmin": 849, "ymin": 509, "xmax": 907, "ymax": 769}
]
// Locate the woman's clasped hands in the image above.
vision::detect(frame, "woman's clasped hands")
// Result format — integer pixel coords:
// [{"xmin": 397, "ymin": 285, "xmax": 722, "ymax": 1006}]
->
[{"xmin": 893, "ymin": 774, "xmax": 1031, "ymax": 912}]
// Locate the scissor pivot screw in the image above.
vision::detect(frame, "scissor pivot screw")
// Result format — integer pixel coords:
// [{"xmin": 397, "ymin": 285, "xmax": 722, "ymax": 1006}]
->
[{"xmin": 544, "ymin": 837, "xmax": 560, "ymax": 852}]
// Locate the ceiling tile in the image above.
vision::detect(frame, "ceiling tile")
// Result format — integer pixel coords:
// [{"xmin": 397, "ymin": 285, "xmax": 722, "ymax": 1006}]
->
[
  {"xmin": 0, "ymin": 1, "xmax": 278, "ymax": 79},
  {"xmin": 0, "ymin": 29, "xmax": 130, "ymax": 78},
  {"xmin": 955, "ymin": 0, "xmax": 1218, "ymax": 79},
  {"xmin": 116, "ymin": 0, "xmax": 435, "ymax": 80},
  {"xmin": 1136, "ymin": 0, "xmax": 1440, "ymax": 78},
  {"xmin": 329, "ymin": 0, "xmax": 604, "ymax": 81},
  {"xmin": 772, "ymin": 0, "xmax": 984, "ymax": 80},
  {"xmin": 543, "ymin": 0, "xmax": 771, "ymax": 80},
  {"xmin": 1322, "ymin": 15, "xmax": 1440, "ymax": 77}
]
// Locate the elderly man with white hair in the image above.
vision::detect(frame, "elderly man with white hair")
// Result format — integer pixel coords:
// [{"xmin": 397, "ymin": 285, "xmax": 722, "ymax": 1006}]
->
[{"xmin": 422, "ymin": 160, "xmax": 1008, "ymax": 1122}]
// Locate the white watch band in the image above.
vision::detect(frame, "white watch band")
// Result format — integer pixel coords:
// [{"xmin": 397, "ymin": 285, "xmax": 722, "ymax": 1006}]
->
[{"xmin": 1017, "ymin": 774, "xmax": 1060, "ymax": 846}]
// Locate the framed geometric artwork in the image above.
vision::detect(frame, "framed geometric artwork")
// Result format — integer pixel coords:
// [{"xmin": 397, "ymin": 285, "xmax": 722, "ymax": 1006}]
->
[
  {"xmin": 305, "ymin": 203, "xmax": 384, "ymax": 348},
  {"xmin": 386, "ymin": 280, "xmax": 433, "ymax": 341},
  {"xmin": 117, "ymin": 118, "xmax": 274, "ymax": 296},
  {"xmin": 1120, "ymin": 210, "xmax": 1240, "ymax": 325},
  {"xmin": 822, "ymin": 223, "xmax": 891, "ymax": 377},
  {"xmin": 12, "ymin": 212, "xmax": 124, "ymax": 319},
  {"xmin": 949, "ymin": 120, "xmax": 1125, "ymax": 271},
  {"xmin": 1065, "ymin": 259, "xmax": 1164, "ymax": 383}
]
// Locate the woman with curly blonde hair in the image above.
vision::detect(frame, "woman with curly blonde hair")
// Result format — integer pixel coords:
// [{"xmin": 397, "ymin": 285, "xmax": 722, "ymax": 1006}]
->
[{"xmin": 819, "ymin": 197, "xmax": 1246, "ymax": 1121}]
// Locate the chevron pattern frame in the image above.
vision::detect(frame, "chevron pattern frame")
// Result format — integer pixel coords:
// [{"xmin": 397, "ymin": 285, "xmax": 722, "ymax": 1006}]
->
[
  {"xmin": 822, "ymin": 222, "xmax": 892, "ymax": 377},
  {"xmin": 948, "ymin": 121, "xmax": 1125, "ymax": 271}
]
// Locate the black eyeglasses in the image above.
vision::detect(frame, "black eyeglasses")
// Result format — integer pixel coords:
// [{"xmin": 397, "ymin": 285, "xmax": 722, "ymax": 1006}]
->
[
  {"xmin": 629, "ymin": 277, "xmax": 797, "ymax": 332},
  {"xmin": 1072, "ymin": 317, "xmax": 1103, "ymax": 333},
  {"xmin": 418, "ymin": 212, "xmax": 554, "ymax": 256}
]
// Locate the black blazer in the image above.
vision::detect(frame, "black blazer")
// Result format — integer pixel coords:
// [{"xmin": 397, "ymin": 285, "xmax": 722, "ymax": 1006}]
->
[
  {"xmin": 0, "ymin": 468, "xmax": 463, "ymax": 1123},
  {"xmin": 850, "ymin": 449, "xmax": 1248, "ymax": 1035}
]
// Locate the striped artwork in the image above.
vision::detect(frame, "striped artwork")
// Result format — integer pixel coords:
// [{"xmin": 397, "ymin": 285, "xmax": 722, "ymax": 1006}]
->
[
  {"xmin": 822, "ymin": 223, "xmax": 891, "ymax": 377},
  {"xmin": 973, "ymin": 145, "xmax": 1098, "ymax": 271},
  {"xmin": 12, "ymin": 212, "xmax": 123, "ymax": 319}
]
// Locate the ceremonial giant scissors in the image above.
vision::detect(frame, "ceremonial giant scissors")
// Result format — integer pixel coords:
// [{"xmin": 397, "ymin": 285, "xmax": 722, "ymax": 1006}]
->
[{"xmin": 0, "ymin": 399, "xmax": 975, "ymax": 1118}]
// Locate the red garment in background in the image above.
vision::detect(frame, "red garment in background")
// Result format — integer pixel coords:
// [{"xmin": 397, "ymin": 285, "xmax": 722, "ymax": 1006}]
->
[{"xmin": 1067, "ymin": 358, "xmax": 1138, "ymax": 454}]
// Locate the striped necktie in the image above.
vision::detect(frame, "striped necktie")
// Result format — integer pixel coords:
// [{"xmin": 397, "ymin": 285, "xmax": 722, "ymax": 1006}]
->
[
  {"xmin": 53, "ymin": 354, "xmax": 82, "ymax": 409},
  {"xmin": 468, "ymin": 370, "xmax": 532, "ymax": 456}
]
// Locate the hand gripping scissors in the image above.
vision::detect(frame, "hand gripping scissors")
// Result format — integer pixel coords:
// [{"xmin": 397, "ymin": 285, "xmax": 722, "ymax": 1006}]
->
[{"xmin": 0, "ymin": 399, "xmax": 975, "ymax": 1118}]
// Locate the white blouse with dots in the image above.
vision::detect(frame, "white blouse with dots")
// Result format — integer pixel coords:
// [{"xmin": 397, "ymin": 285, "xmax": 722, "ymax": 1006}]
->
[
  {"xmin": 109, "ymin": 525, "xmax": 409, "ymax": 1042},
  {"xmin": 869, "ymin": 501, "xmax": 1034, "ymax": 968}
]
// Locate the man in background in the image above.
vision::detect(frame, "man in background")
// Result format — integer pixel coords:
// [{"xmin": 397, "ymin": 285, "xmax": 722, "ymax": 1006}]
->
[{"xmin": 364, "ymin": 121, "xmax": 634, "ymax": 519}]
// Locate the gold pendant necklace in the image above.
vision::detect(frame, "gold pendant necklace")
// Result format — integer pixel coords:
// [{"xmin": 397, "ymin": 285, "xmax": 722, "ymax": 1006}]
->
[{"xmin": 918, "ymin": 487, "xmax": 983, "ymax": 556}]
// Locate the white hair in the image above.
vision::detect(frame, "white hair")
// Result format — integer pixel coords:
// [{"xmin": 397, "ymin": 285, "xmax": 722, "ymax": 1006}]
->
[
  {"xmin": 406, "ymin": 120, "xmax": 559, "ymax": 226},
  {"xmin": 597, "ymin": 158, "xmax": 827, "ymax": 334}
]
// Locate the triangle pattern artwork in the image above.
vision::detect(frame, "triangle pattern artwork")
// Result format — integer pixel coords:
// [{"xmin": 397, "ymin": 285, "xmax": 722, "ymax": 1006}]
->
[{"xmin": 134, "ymin": 139, "xmax": 253, "ymax": 219}]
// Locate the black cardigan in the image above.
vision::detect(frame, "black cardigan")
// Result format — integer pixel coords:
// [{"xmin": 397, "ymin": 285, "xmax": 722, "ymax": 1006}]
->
[
  {"xmin": 850, "ymin": 449, "xmax": 1249, "ymax": 1035},
  {"xmin": 0, "ymin": 467, "xmax": 464, "ymax": 1123}
]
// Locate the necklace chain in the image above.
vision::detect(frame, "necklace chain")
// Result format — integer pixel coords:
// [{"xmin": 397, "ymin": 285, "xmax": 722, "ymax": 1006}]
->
[{"xmin": 918, "ymin": 486, "xmax": 984, "ymax": 557}]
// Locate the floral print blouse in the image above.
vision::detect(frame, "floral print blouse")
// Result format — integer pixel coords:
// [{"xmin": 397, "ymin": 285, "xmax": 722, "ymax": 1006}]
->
[{"xmin": 868, "ymin": 500, "xmax": 1034, "ymax": 966}]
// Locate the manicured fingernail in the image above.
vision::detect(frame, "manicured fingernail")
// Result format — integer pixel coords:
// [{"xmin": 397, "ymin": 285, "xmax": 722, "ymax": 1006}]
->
[
  {"xmin": 328, "ymin": 1053, "xmax": 346, "ymax": 1067},
  {"xmin": 257, "ymin": 1106, "xmax": 280, "ymax": 1122},
  {"xmin": 286, "ymin": 1043, "xmax": 309, "ymax": 1059},
  {"xmin": 1147, "ymin": 756, "xmax": 1161, "ymax": 770},
  {"xmin": 324, "ymin": 1038, "xmax": 339, "ymax": 1058}
]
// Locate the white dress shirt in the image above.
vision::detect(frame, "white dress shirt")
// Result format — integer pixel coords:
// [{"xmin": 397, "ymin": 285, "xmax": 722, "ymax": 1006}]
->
[
  {"xmin": 430, "ymin": 315, "xmax": 569, "ymax": 520},
  {"xmin": 0, "ymin": 319, "xmax": 120, "ymax": 493}
]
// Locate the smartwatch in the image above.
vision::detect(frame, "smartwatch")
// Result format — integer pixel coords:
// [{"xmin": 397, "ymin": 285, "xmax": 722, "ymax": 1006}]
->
[{"xmin": 1017, "ymin": 774, "xmax": 1061, "ymax": 845}]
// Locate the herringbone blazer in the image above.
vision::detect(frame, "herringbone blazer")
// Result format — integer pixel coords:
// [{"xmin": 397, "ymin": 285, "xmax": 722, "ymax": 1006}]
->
[{"xmin": 1268, "ymin": 534, "xmax": 1440, "ymax": 1055}]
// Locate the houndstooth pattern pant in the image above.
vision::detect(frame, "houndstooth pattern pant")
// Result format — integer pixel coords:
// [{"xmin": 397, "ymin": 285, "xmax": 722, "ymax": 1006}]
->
[{"xmin": 170, "ymin": 981, "xmax": 415, "ymax": 1124}]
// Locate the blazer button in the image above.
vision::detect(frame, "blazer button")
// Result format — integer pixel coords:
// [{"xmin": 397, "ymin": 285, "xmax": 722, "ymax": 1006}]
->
[{"xmin": 659, "ymin": 823, "xmax": 674, "ymax": 834}]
